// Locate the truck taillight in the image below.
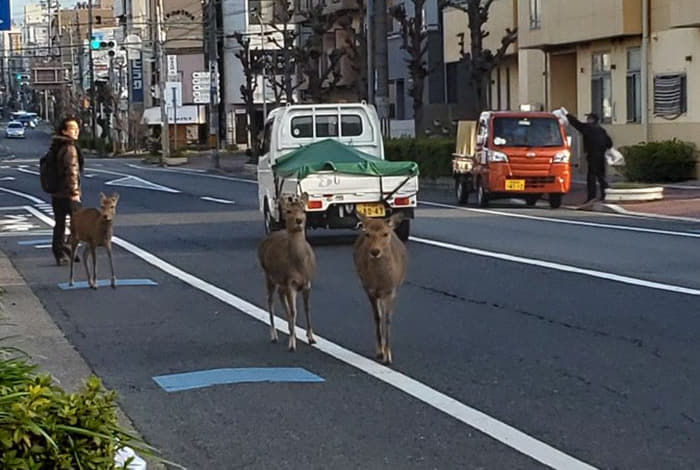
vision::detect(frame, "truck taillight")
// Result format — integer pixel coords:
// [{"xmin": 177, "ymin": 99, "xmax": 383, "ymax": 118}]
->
[
  {"xmin": 394, "ymin": 197, "xmax": 410, "ymax": 206},
  {"xmin": 307, "ymin": 200, "xmax": 322, "ymax": 209}
]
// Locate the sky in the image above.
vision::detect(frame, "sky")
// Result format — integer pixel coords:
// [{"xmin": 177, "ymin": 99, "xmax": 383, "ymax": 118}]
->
[{"xmin": 10, "ymin": 0, "xmax": 79, "ymax": 24}]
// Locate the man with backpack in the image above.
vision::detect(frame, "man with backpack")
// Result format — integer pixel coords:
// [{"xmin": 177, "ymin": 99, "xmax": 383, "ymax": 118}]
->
[{"xmin": 41, "ymin": 117, "xmax": 84, "ymax": 265}]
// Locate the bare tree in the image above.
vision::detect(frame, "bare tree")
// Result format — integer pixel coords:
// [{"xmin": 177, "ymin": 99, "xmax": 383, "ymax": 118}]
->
[
  {"xmin": 297, "ymin": 4, "xmax": 347, "ymax": 103},
  {"xmin": 442, "ymin": 0, "xmax": 517, "ymax": 117},
  {"xmin": 266, "ymin": 0, "xmax": 301, "ymax": 104},
  {"xmin": 391, "ymin": 0, "xmax": 429, "ymax": 134},
  {"xmin": 233, "ymin": 32, "xmax": 264, "ymax": 158},
  {"xmin": 339, "ymin": 0, "xmax": 368, "ymax": 101}
]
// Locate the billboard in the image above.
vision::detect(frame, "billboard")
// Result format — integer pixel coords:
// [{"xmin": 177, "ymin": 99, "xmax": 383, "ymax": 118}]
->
[{"xmin": 0, "ymin": 0, "xmax": 10, "ymax": 31}]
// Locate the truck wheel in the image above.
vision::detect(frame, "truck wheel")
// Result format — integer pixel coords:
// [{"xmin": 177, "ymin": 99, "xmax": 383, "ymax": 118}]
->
[
  {"xmin": 525, "ymin": 195, "xmax": 540, "ymax": 206},
  {"xmin": 455, "ymin": 177, "xmax": 469, "ymax": 205},
  {"xmin": 264, "ymin": 202, "xmax": 280, "ymax": 234},
  {"xmin": 476, "ymin": 179, "xmax": 489, "ymax": 207},
  {"xmin": 394, "ymin": 219, "xmax": 410, "ymax": 242},
  {"xmin": 549, "ymin": 193, "xmax": 563, "ymax": 209}
]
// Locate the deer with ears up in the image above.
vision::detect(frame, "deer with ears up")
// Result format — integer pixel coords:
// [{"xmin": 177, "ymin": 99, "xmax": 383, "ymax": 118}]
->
[
  {"xmin": 258, "ymin": 193, "xmax": 317, "ymax": 351},
  {"xmin": 68, "ymin": 192, "xmax": 119, "ymax": 289},
  {"xmin": 353, "ymin": 212, "xmax": 408, "ymax": 365}
]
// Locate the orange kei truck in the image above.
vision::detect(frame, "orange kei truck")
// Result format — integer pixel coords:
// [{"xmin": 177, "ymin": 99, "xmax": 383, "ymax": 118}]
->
[{"xmin": 452, "ymin": 111, "xmax": 572, "ymax": 209}]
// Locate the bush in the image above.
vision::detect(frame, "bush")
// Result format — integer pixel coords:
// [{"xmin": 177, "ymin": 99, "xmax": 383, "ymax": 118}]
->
[
  {"xmin": 0, "ymin": 351, "xmax": 163, "ymax": 469},
  {"xmin": 385, "ymin": 137, "xmax": 454, "ymax": 180},
  {"xmin": 621, "ymin": 139, "xmax": 697, "ymax": 183}
]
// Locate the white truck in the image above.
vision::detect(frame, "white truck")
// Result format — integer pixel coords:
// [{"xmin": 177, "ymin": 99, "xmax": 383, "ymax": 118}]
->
[{"xmin": 257, "ymin": 103, "xmax": 419, "ymax": 241}]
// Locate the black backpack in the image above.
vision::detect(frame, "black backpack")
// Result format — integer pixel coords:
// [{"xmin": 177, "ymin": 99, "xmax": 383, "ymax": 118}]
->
[{"xmin": 39, "ymin": 148, "xmax": 60, "ymax": 193}]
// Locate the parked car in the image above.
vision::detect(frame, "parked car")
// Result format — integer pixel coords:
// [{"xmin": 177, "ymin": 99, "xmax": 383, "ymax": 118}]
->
[
  {"xmin": 452, "ymin": 110, "xmax": 572, "ymax": 208},
  {"xmin": 5, "ymin": 121, "xmax": 26, "ymax": 138},
  {"xmin": 257, "ymin": 103, "xmax": 419, "ymax": 241}
]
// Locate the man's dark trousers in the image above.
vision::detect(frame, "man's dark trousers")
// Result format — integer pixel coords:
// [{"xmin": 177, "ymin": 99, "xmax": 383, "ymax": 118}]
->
[
  {"xmin": 51, "ymin": 197, "xmax": 80, "ymax": 262},
  {"xmin": 587, "ymin": 156, "xmax": 608, "ymax": 201}
]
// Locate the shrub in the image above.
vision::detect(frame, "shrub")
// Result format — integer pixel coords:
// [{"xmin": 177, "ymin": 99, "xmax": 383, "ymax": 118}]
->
[
  {"xmin": 385, "ymin": 137, "xmax": 454, "ymax": 180},
  {"xmin": 621, "ymin": 139, "xmax": 697, "ymax": 183},
  {"xmin": 0, "ymin": 352, "xmax": 165, "ymax": 469}
]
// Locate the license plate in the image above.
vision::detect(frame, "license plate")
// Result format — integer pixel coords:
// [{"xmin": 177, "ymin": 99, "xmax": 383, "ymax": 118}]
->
[
  {"xmin": 505, "ymin": 179, "xmax": 526, "ymax": 191},
  {"xmin": 356, "ymin": 203, "xmax": 386, "ymax": 218}
]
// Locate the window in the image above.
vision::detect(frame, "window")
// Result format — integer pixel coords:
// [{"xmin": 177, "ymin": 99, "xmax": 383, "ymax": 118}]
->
[
  {"xmin": 529, "ymin": 0, "xmax": 541, "ymax": 29},
  {"xmin": 316, "ymin": 115, "xmax": 339, "ymax": 137},
  {"xmin": 654, "ymin": 74, "xmax": 687, "ymax": 117},
  {"xmin": 396, "ymin": 79, "xmax": 405, "ymax": 119},
  {"xmin": 446, "ymin": 62, "xmax": 458, "ymax": 104},
  {"xmin": 492, "ymin": 117, "xmax": 563, "ymax": 147},
  {"xmin": 341, "ymin": 115, "xmax": 362, "ymax": 136},
  {"xmin": 626, "ymin": 48, "xmax": 642, "ymax": 123},
  {"xmin": 291, "ymin": 116, "xmax": 313, "ymax": 138},
  {"xmin": 591, "ymin": 52, "xmax": 613, "ymax": 123},
  {"xmin": 262, "ymin": 121, "xmax": 273, "ymax": 154}
]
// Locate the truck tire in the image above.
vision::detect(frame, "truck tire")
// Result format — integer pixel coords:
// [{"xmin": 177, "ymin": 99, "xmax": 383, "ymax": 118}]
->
[
  {"xmin": 264, "ymin": 201, "xmax": 281, "ymax": 234},
  {"xmin": 394, "ymin": 219, "xmax": 410, "ymax": 242},
  {"xmin": 455, "ymin": 177, "xmax": 469, "ymax": 205},
  {"xmin": 525, "ymin": 194, "xmax": 540, "ymax": 206},
  {"xmin": 549, "ymin": 193, "xmax": 563, "ymax": 209},
  {"xmin": 476, "ymin": 179, "xmax": 489, "ymax": 207}
]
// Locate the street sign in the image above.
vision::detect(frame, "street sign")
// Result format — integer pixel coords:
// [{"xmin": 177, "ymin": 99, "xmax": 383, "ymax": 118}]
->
[
  {"xmin": 165, "ymin": 81, "xmax": 182, "ymax": 107},
  {"xmin": 192, "ymin": 71, "xmax": 211, "ymax": 104},
  {"xmin": 167, "ymin": 55, "xmax": 178, "ymax": 81},
  {"xmin": 0, "ymin": 0, "xmax": 11, "ymax": 32},
  {"xmin": 130, "ymin": 54, "xmax": 144, "ymax": 103}
]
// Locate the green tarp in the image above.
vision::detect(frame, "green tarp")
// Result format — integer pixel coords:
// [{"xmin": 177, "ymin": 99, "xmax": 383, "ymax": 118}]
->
[{"xmin": 272, "ymin": 139, "xmax": 419, "ymax": 180}]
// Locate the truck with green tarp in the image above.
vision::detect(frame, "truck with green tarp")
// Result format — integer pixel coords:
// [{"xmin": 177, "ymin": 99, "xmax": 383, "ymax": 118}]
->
[{"xmin": 257, "ymin": 103, "xmax": 419, "ymax": 240}]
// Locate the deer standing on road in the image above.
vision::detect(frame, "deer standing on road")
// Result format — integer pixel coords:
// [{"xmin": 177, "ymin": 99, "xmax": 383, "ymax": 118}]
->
[
  {"xmin": 69, "ymin": 192, "xmax": 119, "ymax": 289},
  {"xmin": 258, "ymin": 193, "xmax": 316, "ymax": 351},
  {"xmin": 353, "ymin": 212, "xmax": 407, "ymax": 364}
]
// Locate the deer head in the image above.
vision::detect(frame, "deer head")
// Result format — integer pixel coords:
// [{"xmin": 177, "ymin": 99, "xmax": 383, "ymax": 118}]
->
[
  {"xmin": 280, "ymin": 193, "xmax": 309, "ymax": 233},
  {"xmin": 99, "ymin": 192, "xmax": 120, "ymax": 221},
  {"xmin": 358, "ymin": 212, "xmax": 404, "ymax": 259}
]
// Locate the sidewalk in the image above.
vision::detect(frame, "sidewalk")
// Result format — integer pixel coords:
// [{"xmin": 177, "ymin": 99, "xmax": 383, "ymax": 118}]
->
[{"xmin": 0, "ymin": 253, "xmax": 164, "ymax": 469}]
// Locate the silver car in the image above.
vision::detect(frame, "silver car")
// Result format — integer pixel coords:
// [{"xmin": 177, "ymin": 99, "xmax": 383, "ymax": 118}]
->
[{"xmin": 5, "ymin": 121, "xmax": 25, "ymax": 138}]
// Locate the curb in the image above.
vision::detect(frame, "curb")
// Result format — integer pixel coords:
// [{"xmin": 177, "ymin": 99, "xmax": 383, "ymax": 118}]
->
[{"xmin": 596, "ymin": 203, "xmax": 700, "ymax": 223}]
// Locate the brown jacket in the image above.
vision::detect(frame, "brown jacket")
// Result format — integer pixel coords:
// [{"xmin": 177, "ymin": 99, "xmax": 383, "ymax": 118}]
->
[{"xmin": 50, "ymin": 135, "xmax": 82, "ymax": 201}]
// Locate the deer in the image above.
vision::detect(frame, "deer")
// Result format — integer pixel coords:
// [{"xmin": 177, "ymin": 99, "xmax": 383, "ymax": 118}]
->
[
  {"xmin": 258, "ymin": 193, "xmax": 316, "ymax": 351},
  {"xmin": 353, "ymin": 212, "xmax": 408, "ymax": 365},
  {"xmin": 68, "ymin": 192, "xmax": 120, "ymax": 290}
]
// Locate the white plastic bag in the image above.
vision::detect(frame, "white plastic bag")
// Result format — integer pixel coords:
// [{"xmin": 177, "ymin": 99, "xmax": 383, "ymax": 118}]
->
[
  {"xmin": 551, "ymin": 108, "xmax": 569, "ymax": 126},
  {"xmin": 605, "ymin": 147, "xmax": 625, "ymax": 166},
  {"xmin": 115, "ymin": 447, "xmax": 147, "ymax": 470}
]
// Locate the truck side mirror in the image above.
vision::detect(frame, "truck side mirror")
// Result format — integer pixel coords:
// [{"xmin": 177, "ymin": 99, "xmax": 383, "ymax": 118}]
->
[{"xmin": 567, "ymin": 136, "xmax": 573, "ymax": 147}]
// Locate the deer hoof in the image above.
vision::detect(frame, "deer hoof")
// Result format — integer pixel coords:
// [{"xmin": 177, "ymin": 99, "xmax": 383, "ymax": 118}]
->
[
  {"xmin": 307, "ymin": 333, "xmax": 316, "ymax": 345},
  {"xmin": 111, "ymin": 278, "xmax": 117, "ymax": 289},
  {"xmin": 383, "ymin": 351, "xmax": 393, "ymax": 365}
]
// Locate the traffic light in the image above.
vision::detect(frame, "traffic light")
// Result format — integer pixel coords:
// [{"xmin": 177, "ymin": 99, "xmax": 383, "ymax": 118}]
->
[{"xmin": 90, "ymin": 37, "xmax": 117, "ymax": 57}]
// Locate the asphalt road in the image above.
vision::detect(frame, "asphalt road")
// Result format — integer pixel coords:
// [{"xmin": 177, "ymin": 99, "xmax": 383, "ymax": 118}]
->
[{"xmin": 0, "ymin": 128, "xmax": 699, "ymax": 469}]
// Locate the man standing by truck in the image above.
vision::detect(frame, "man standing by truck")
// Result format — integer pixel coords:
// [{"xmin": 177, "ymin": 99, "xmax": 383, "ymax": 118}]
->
[{"xmin": 562, "ymin": 108, "xmax": 613, "ymax": 203}]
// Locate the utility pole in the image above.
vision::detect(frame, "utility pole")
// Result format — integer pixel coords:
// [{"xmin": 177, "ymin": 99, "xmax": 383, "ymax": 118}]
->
[
  {"xmin": 156, "ymin": 0, "xmax": 170, "ymax": 164},
  {"xmin": 124, "ymin": 0, "xmax": 133, "ymax": 151},
  {"xmin": 88, "ymin": 0, "xmax": 97, "ymax": 148},
  {"xmin": 208, "ymin": 0, "xmax": 219, "ymax": 168},
  {"xmin": 366, "ymin": 0, "xmax": 374, "ymax": 104},
  {"xmin": 374, "ymin": 0, "xmax": 389, "ymax": 136}
]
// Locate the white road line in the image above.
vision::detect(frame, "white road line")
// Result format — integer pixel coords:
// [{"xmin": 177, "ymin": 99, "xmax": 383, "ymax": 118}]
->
[
  {"xmin": 18, "ymin": 200, "xmax": 596, "ymax": 470},
  {"xmin": 410, "ymin": 236, "xmax": 700, "ymax": 296},
  {"xmin": 603, "ymin": 203, "xmax": 700, "ymax": 224},
  {"xmin": 128, "ymin": 163, "xmax": 206, "ymax": 173},
  {"xmin": 201, "ymin": 196, "xmax": 236, "ymax": 205},
  {"xmin": 17, "ymin": 167, "xmax": 40, "ymax": 176},
  {"xmin": 420, "ymin": 201, "xmax": 700, "ymax": 239},
  {"xmin": 0, "ymin": 187, "xmax": 45, "ymax": 204},
  {"xmin": 125, "ymin": 163, "xmax": 257, "ymax": 184}
]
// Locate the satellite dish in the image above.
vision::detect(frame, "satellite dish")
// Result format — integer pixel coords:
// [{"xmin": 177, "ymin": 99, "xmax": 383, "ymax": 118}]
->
[{"xmin": 125, "ymin": 34, "xmax": 142, "ymax": 60}]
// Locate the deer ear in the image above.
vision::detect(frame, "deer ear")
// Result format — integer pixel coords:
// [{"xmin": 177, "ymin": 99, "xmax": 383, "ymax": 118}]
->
[
  {"xmin": 100, "ymin": 192, "xmax": 106, "ymax": 201},
  {"xmin": 356, "ymin": 213, "xmax": 369, "ymax": 230},
  {"xmin": 112, "ymin": 192, "xmax": 120, "ymax": 202},
  {"xmin": 300, "ymin": 192, "xmax": 309, "ymax": 206},
  {"xmin": 388, "ymin": 211, "xmax": 405, "ymax": 228}
]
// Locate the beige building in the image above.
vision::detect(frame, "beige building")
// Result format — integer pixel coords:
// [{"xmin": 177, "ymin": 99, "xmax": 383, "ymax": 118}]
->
[{"xmin": 444, "ymin": 0, "xmax": 700, "ymax": 159}]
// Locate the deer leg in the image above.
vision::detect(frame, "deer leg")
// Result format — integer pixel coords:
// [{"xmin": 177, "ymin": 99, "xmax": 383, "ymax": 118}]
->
[
  {"xmin": 90, "ymin": 245, "xmax": 98, "ymax": 289},
  {"xmin": 285, "ymin": 287, "xmax": 298, "ymax": 352},
  {"xmin": 82, "ymin": 244, "xmax": 91, "ymax": 287},
  {"xmin": 68, "ymin": 240, "xmax": 79, "ymax": 286},
  {"xmin": 368, "ymin": 293, "xmax": 382, "ymax": 360},
  {"xmin": 107, "ymin": 243, "xmax": 116, "ymax": 288},
  {"xmin": 266, "ymin": 277, "xmax": 278, "ymax": 343},
  {"xmin": 381, "ymin": 293, "xmax": 397, "ymax": 365},
  {"xmin": 302, "ymin": 283, "xmax": 315, "ymax": 345}
]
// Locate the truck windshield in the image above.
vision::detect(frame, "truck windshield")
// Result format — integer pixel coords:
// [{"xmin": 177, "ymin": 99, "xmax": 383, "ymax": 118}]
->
[{"xmin": 492, "ymin": 117, "xmax": 563, "ymax": 147}]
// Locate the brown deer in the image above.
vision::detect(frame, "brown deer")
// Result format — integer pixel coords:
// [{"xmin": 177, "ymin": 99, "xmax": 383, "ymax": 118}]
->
[
  {"xmin": 258, "ymin": 193, "xmax": 316, "ymax": 351},
  {"xmin": 353, "ymin": 212, "xmax": 407, "ymax": 364},
  {"xmin": 68, "ymin": 192, "xmax": 120, "ymax": 289}
]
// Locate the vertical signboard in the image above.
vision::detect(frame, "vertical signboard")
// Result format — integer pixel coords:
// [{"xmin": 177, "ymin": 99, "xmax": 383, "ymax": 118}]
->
[
  {"xmin": 130, "ymin": 53, "xmax": 144, "ymax": 103},
  {"xmin": 0, "ymin": 0, "xmax": 10, "ymax": 31}
]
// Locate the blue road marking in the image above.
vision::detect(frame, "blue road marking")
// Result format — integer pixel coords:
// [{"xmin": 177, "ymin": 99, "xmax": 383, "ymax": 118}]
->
[
  {"xmin": 153, "ymin": 367, "xmax": 325, "ymax": 392},
  {"xmin": 18, "ymin": 239, "xmax": 52, "ymax": 246},
  {"xmin": 58, "ymin": 279, "xmax": 158, "ymax": 290}
]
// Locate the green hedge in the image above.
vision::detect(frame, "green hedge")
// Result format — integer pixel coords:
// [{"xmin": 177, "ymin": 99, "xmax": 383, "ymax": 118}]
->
[
  {"xmin": 621, "ymin": 139, "xmax": 697, "ymax": 183},
  {"xmin": 384, "ymin": 138, "xmax": 454, "ymax": 180},
  {"xmin": 0, "ymin": 351, "xmax": 167, "ymax": 469}
]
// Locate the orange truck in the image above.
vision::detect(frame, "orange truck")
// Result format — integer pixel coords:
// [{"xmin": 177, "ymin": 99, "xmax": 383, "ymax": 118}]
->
[{"xmin": 452, "ymin": 111, "xmax": 572, "ymax": 208}]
